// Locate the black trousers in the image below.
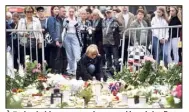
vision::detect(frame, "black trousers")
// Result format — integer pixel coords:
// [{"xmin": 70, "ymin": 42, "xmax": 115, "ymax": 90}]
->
[
  {"xmin": 179, "ymin": 48, "xmax": 182, "ymax": 62},
  {"xmin": 20, "ymin": 45, "xmax": 37, "ymax": 67},
  {"xmin": 81, "ymin": 34, "xmax": 92, "ymax": 55},
  {"xmin": 104, "ymin": 44, "xmax": 120, "ymax": 72},
  {"xmin": 13, "ymin": 39, "xmax": 19, "ymax": 70},
  {"xmin": 49, "ymin": 46, "xmax": 67, "ymax": 74}
]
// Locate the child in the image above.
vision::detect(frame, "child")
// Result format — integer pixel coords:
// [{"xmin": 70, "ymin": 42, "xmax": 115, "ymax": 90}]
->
[{"xmin": 76, "ymin": 44, "xmax": 102, "ymax": 81}]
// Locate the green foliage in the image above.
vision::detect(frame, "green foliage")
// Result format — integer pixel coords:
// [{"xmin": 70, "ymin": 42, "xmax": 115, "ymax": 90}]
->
[
  {"xmin": 114, "ymin": 66, "xmax": 137, "ymax": 86},
  {"xmin": 6, "ymin": 73, "xmax": 24, "ymax": 90},
  {"xmin": 166, "ymin": 95, "xmax": 182, "ymax": 108},
  {"xmin": 165, "ymin": 65, "xmax": 182, "ymax": 88},
  {"xmin": 57, "ymin": 102, "xmax": 68, "ymax": 108},
  {"xmin": 6, "ymin": 61, "xmax": 43, "ymax": 90},
  {"xmin": 115, "ymin": 61, "xmax": 182, "ymax": 88},
  {"xmin": 78, "ymin": 84, "xmax": 93, "ymax": 105},
  {"xmin": 6, "ymin": 92, "xmax": 23, "ymax": 108}
]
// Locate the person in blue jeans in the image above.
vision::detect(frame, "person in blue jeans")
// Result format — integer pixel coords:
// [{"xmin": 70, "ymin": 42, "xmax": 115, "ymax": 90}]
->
[
  {"xmin": 63, "ymin": 7, "xmax": 82, "ymax": 76},
  {"xmin": 151, "ymin": 7, "xmax": 169, "ymax": 66}
]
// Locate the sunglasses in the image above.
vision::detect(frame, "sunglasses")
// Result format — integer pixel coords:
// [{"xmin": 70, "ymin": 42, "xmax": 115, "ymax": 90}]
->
[{"xmin": 26, "ymin": 11, "xmax": 33, "ymax": 13}]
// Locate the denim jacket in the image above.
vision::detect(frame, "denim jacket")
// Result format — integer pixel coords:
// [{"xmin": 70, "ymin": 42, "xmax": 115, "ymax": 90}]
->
[{"xmin": 47, "ymin": 16, "xmax": 63, "ymax": 42}]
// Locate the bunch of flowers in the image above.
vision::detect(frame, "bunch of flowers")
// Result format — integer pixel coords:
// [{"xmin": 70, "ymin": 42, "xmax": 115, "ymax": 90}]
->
[
  {"xmin": 77, "ymin": 81, "xmax": 93, "ymax": 105},
  {"xmin": 166, "ymin": 84, "xmax": 182, "ymax": 108},
  {"xmin": 109, "ymin": 82, "xmax": 121, "ymax": 96},
  {"xmin": 11, "ymin": 88, "xmax": 24, "ymax": 93}
]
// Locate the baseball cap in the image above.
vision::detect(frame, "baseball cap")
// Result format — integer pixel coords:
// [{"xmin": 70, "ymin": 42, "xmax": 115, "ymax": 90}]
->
[{"xmin": 36, "ymin": 6, "xmax": 45, "ymax": 12}]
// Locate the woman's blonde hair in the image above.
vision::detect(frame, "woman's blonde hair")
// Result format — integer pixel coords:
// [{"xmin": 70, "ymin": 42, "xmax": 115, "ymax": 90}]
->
[
  {"xmin": 86, "ymin": 44, "xmax": 99, "ymax": 56},
  {"xmin": 24, "ymin": 6, "xmax": 35, "ymax": 14},
  {"xmin": 92, "ymin": 9, "xmax": 104, "ymax": 19}
]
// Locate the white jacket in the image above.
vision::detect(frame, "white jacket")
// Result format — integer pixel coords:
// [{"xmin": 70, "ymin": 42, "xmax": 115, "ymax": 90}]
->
[
  {"xmin": 151, "ymin": 16, "xmax": 169, "ymax": 40},
  {"xmin": 17, "ymin": 17, "xmax": 43, "ymax": 43}
]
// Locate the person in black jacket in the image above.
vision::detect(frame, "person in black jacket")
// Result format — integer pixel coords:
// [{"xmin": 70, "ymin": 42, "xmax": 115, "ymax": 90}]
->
[
  {"xmin": 168, "ymin": 6, "xmax": 182, "ymax": 64},
  {"xmin": 79, "ymin": 9, "xmax": 92, "ymax": 55},
  {"xmin": 9, "ymin": 12, "xmax": 20, "ymax": 70},
  {"xmin": 91, "ymin": 9, "xmax": 105, "ymax": 66},
  {"xmin": 76, "ymin": 44, "xmax": 102, "ymax": 81}
]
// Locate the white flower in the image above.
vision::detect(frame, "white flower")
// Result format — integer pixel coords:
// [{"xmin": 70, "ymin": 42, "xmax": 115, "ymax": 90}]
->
[
  {"xmin": 13, "ymin": 95, "xmax": 21, "ymax": 102},
  {"xmin": 168, "ymin": 63, "xmax": 175, "ymax": 68},
  {"xmin": 15, "ymin": 80, "xmax": 19, "ymax": 84},
  {"xmin": 14, "ymin": 69, "xmax": 17, "ymax": 72},
  {"xmin": 42, "ymin": 82, "xmax": 48, "ymax": 89},
  {"xmin": 174, "ymin": 97, "xmax": 181, "ymax": 104},
  {"xmin": 18, "ymin": 65, "xmax": 25, "ymax": 77},
  {"xmin": 160, "ymin": 60, "xmax": 164, "ymax": 67}
]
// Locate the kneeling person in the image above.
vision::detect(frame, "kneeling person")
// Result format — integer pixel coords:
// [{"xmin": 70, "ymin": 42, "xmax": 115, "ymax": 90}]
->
[{"xmin": 76, "ymin": 44, "xmax": 102, "ymax": 81}]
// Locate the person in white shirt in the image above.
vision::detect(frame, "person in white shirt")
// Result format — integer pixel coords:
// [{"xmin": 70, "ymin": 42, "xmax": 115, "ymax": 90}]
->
[
  {"xmin": 151, "ymin": 6, "xmax": 169, "ymax": 66},
  {"xmin": 63, "ymin": 7, "xmax": 82, "ymax": 76}
]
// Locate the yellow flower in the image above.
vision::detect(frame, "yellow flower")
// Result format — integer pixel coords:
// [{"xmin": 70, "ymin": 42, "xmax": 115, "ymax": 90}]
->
[{"xmin": 17, "ymin": 89, "xmax": 23, "ymax": 93}]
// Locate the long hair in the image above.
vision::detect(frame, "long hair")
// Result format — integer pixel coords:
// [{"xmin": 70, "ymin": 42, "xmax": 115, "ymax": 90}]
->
[
  {"xmin": 50, "ymin": 6, "xmax": 59, "ymax": 17},
  {"xmin": 92, "ymin": 8, "xmax": 104, "ymax": 19},
  {"xmin": 157, "ymin": 6, "xmax": 168, "ymax": 22}
]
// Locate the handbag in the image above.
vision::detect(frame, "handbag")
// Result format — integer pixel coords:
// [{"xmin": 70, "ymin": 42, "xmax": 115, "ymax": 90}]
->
[
  {"xmin": 45, "ymin": 17, "xmax": 54, "ymax": 45},
  {"xmin": 20, "ymin": 19, "xmax": 37, "ymax": 48}
]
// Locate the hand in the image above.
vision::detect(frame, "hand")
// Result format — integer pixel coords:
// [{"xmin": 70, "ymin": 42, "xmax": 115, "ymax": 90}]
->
[
  {"xmin": 38, "ymin": 43, "xmax": 42, "ymax": 48},
  {"xmin": 42, "ymin": 29, "xmax": 45, "ymax": 32},
  {"xmin": 160, "ymin": 39, "xmax": 165, "ymax": 44},
  {"xmin": 165, "ymin": 39, "xmax": 168, "ymax": 43},
  {"xmin": 56, "ymin": 41, "xmax": 61, "ymax": 47},
  {"xmin": 24, "ymin": 33, "xmax": 30, "ymax": 38}
]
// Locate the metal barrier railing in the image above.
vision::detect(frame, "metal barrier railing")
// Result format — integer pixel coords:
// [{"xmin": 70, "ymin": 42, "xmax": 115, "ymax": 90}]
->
[
  {"xmin": 6, "ymin": 29, "xmax": 45, "ymax": 72},
  {"xmin": 120, "ymin": 25, "xmax": 182, "ymax": 72}
]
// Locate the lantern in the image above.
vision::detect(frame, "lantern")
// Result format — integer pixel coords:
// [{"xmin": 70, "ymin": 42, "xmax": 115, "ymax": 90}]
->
[{"xmin": 50, "ymin": 88, "xmax": 63, "ymax": 105}]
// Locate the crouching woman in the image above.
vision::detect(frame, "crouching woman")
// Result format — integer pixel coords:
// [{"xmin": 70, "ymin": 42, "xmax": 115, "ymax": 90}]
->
[{"xmin": 76, "ymin": 44, "xmax": 102, "ymax": 81}]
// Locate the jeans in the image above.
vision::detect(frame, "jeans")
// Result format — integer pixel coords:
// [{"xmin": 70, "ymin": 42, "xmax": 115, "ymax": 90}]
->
[
  {"xmin": 104, "ymin": 44, "xmax": 119, "ymax": 72},
  {"xmin": 152, "ymin": 36, "xmax": 169, "ymax": 66},
  {"xmin": 167, "ymin": 38, "xmax": 179, "ymax": 64},
  {"xmin": 87, "ymin": 64, "xmax": 95, "ymax": 74},
  {"xmin": 64, "ymin": 33, "xmax": 81, "ymax": 74}
]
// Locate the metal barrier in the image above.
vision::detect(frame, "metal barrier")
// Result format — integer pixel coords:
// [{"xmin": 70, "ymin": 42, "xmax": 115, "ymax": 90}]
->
[
  {"xmin": 120, "ymin": 25, "xmax": 182, "ymax": 72},
  {"xmin": 6, "ymin": 29, "xmax": 45, "ymax": 72}
]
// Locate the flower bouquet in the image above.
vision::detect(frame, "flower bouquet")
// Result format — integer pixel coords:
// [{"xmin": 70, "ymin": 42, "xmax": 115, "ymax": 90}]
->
[
  {"xmin": 77, "ymin": 81, "xmax": 93, "ymax": 106},
  {"xmin": 166, "ymin": 84, "xmax": 182, "ymax": 108}
]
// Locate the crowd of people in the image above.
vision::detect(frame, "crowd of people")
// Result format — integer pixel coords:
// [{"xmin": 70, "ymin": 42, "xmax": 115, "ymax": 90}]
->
[{"xmin": 6, "ymin": 6, "xmax": 182, "ymax": 81}]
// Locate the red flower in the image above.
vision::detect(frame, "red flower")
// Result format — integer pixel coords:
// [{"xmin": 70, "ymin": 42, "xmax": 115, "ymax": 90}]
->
[
  {"xmin": 62, "ymin": 75, "xmax": 69, "ymax": 78},
  {"xmin": 46, "ymin": 87, "xmax": 50, "ymax": 91},
  {"xmin": 84, "ymin": 81, "xmax": 89, "ymax": 87},
  {"xmin": 12, "ymin": 88, "xmax": 17, "ymax": 93},
  {"xmin": 37, "ymin": 63, "xmax": 41, "ymax": 69},
  {"xmin": 154, "ymin": 90, "xmax": 158, "ymax": 94},
  {"xmin": 109, "ymin": 83, "xmax": 113, "ymax": 86},
  {"xmin": 178, "ymin": 62, "xmax": 182, "ymax": 66},
  {"xmin": 112, "ymin": 90, "xmax": 117, "ymax": 96},
  {"xmin": 129, "ymin": 66, "xmax": 133, "ymax": 72},
  {"xmin": 175, "ymin": 84, "xmax": 182, "ymax": 98},
  {"xmin": 115, "ymin": 96, "xmax": 119, "ymax": 101}
]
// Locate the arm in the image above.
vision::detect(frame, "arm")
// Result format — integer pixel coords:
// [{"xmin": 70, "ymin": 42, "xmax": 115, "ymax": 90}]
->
[
  {"xmin": 47, "ymin": 17, "xmax": 58, "ymax": 41},
  {"xmin": 17, "ymin": 19, "xmax": 25, "ymax": 36},
  {"xmin": 36, "ymin": 19, "xmax": 43, "ymax": 44},
  {"xmin": 129, "ymin": 21, "xmax": 137, "ymax": 45},
  {"xmin": 151, "ymin": 17, "xmax": 159, "ymax": 38},
  {"xmin": 164, "ymin": 20, "xmax": 169, "ymax": 40},
  {"xmin": 94, "ymin": 18, "xmax": 103, "ymax": 32},
  {"xmin": 79, "ymin": 58, "xmax": 93, "ymax": 81}
]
